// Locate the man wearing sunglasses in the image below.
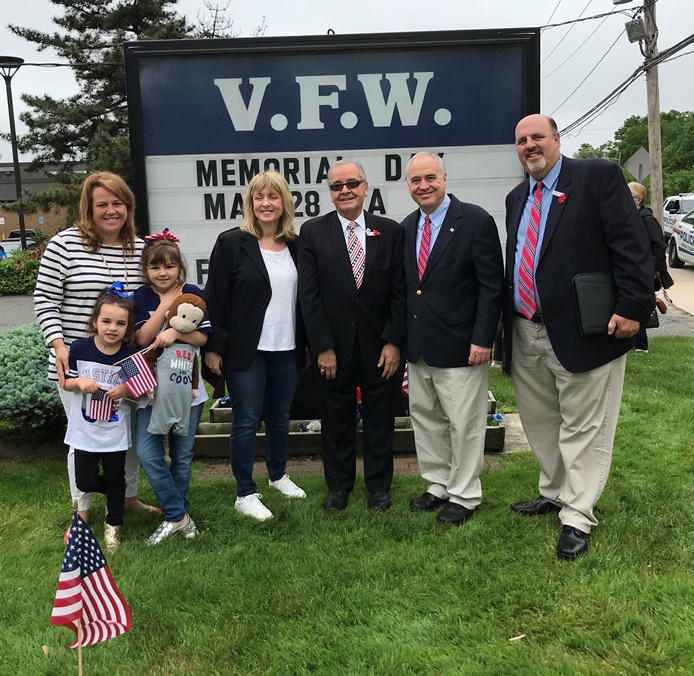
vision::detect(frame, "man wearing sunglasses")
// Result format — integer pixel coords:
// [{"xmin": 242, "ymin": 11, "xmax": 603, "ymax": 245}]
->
[
  {"xmin": 402, "ymin": 152, "xmax": 503, "ymax": 526},
  {"xmin": 298, "ymin": 160, "xmax": 406, "ymax": 512}
]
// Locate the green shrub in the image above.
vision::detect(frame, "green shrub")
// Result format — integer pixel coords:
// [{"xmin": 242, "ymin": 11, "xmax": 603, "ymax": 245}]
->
[
  {"xmin": 0, "ymin": 249, "xmax": 40, "ymax": 295},
  {"xmin": 0, "ymin": 322, "xmax": 63, "ymax": 429}
]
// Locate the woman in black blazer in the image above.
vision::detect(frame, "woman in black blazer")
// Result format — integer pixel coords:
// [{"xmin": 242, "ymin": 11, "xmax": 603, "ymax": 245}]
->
[{"xmin": 204, "ymin": 171, "xmax": 307, "ymax": 520}]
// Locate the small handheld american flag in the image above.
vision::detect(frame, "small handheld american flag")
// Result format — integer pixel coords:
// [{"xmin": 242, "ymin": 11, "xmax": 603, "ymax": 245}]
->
[
  {"xmin": 401, "ymin": 363, "xmax": 409, "ymax": 398},
  {"xmin": 51, "ymin": 512, "xmax": 131, "ymax": 648},
  {"xmin": 88, "ymin": 389, "xmax": 115, "ymax": 421},
  {"xmin": 117, "ymin": 352, "xmax": 157, "ymax": 398}
]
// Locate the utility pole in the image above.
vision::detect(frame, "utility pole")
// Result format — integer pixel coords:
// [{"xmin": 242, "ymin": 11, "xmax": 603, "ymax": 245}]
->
[{"xmin": 643, "ymin": 0, "xmax": 663, "ymax": 225}]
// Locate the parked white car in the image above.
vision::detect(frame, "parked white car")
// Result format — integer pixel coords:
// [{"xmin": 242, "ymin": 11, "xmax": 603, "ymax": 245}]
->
[
  {"xmin": 0, "ymin": 238, "xmax": 36, "ymax": 258},
  {"xmin": 668, "ymin": 208, "xmax": 694, "ymax": 268},
  {"xmin": 663, "ymin": 193, "xmax": 694, "ymax": 240}
]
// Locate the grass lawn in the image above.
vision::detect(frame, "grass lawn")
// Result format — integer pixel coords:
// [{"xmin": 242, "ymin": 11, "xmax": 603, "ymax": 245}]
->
[{"xmin": 1, "ymin": 337, "xmax": 693, "ymax": 675}]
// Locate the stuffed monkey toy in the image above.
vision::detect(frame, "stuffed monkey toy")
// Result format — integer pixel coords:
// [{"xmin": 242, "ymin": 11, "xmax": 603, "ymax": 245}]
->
[{"xmin": 145, "ymin": 294, "xmax": 207, "ymax": 436}]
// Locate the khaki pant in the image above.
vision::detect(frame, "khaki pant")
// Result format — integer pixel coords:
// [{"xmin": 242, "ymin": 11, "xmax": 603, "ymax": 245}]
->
[
  {"xmin": 408, "ymin": 360, "xmax": 488, "ymax": 510},
  {"xmin": 512, "ymin": 317, "xmax": 626, "ymax": 532}
]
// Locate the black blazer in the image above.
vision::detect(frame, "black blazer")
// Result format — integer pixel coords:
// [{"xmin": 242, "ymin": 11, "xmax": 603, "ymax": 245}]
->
[
  {"xmin": 503, "ymin": 156, "xmax": 655, "ymax": 374},
  {"xmin": 204, "ymin": 228, "xmax": 306, "ymax": 372},
  {"xmin": 298, "ymin": 211, "xmax": 406, "ymax": 366},
  {"xmin": 402, "ymin": 194, "xmax": 504, "ymax": 367}
]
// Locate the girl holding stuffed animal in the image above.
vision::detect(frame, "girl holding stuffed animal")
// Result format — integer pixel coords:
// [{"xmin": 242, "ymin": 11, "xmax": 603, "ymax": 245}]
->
[
  {"xmin": 63, "ymin": 286, "xmax": 139, "ymax": 551},
  {"xmin": 133, "ymin": 230, "xmax": 211, "ymax": 544}
]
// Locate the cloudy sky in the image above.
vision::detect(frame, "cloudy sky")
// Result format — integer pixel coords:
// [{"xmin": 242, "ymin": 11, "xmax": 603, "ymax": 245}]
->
[{"xmin": 1, "ymin": 0, "xmax": 693, "ymax": 162}]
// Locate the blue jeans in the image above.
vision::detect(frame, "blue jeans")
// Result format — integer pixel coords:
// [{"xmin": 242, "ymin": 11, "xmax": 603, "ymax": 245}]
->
[
  {"xmin": 635, "ymin": 326, "xmax": 648, "ymax": 351},
  {"xmin": 135, "ymin": 403, "xmax": 203, "ymax": 522},
  {"xmin": 225, "ymin": 351, "xmax": 299, "ymax": 497}
]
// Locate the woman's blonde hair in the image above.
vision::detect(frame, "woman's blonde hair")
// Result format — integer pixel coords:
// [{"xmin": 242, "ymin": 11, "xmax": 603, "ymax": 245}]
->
[
  {"xmin": 628, "ymin": 181, "xmax": 647, "ymax": 206},
  {"xmin": 78, "ymin": 172, "xmax": 137, "ymax": 254},
  {"xmin": 241, "ymin": 171, "xmax": 296, "ymax": 241}
]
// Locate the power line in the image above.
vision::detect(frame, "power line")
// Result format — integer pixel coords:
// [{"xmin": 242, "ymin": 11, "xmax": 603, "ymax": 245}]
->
[
  {"xmin": 551, "ymin": 27, "xmax": 627, "ymax": 116},
  {"xmin": 542, "ymin": 13, "xmax": 616, "ymax": 81},
  {"xmin": 560, "ymin": 32, "xmax": 694, "ymax": 137},
  {"xmin": 543, "ymin": 7, "xmax": 631, "ymax": 30},
  {"xmin": 541, "ymin": 0, "xmax": 594, "ymax": 65},
  {"xmin": 542, "ymin": 0, "xmax": 564, "ymax": 32}
]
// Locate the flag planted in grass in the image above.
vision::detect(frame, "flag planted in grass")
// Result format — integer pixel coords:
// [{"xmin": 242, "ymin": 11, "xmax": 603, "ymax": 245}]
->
[
  {"xmin": 117, "ymin": 351, "xmax": 157, "ymax": 397},
  {"xmin": 51, "ymin": 512, "xmax": 131, "ymax": 648},
  {"xmin": 88, "ymin": 389, "xmax": 114, "ymax": 421}
]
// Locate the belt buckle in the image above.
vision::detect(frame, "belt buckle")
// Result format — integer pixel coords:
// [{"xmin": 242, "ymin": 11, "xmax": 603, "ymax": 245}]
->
[{"xmin": 531, "ymin": 313, "xmax": 544, "ymax": 324}]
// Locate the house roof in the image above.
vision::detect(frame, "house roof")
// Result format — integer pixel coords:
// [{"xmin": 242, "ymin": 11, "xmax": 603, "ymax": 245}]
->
[{"xmin": 0, "ymin": 162, "xmax": 87, "ymax": 202}]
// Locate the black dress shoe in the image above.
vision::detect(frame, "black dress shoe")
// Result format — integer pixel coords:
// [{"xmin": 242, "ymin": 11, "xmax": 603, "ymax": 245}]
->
[
  {"xmin": 409, "ymin": 492, "xmax": 449, "ymax": 512},
  {"xmin": 436, "ymin": 502, "xmax": 475, "ymax": 526},
  {"xmin": 556, "ymin": 525, "xmax": 589, "ymax": 560},
  {"xmin": 324, "ymin": 491, "xmax": 349, "ymax": 511},
  {"xmin": 367, "ymin": 491, "xmax": 391, "ymax": 511},
  {"xmin": 510, "ymin": 496, "xmax": 560, "ymax": 516}
]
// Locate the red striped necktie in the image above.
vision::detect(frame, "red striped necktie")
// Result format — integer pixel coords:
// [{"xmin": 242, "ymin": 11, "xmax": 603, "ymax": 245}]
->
[
  {"xmin": 417, "ymin": 215, "xmax": 432, "ymax": 280},
  {"xmin": 518, "ymin": 180, "xmax": 544, "ymax": 319},
  {"xmin": 347, "ymin": 222, "xmax": 365, "ymax": 288}
]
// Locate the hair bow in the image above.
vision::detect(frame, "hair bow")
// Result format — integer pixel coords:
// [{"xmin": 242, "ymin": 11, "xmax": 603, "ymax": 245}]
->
[
  {"xmin": 144, "ymin": 228, "xmax": 180, "ymax": 243},
  {"xmin": 105, "ymin": 281, "xmax": 131, "ymax": 298}
]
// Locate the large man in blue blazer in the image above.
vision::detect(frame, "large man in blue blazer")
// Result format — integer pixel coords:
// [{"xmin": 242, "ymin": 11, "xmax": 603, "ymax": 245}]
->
[
  {"xmin": 504, "ymin": 114, "xmax": 654, "ymax": 559},
  {"xmin": 298, "ymin": 160, "xmax": 406, "ymax": 512},
  {"xmin": 402, "ymin": 152, "xmax": 504, "ymax": 526}
]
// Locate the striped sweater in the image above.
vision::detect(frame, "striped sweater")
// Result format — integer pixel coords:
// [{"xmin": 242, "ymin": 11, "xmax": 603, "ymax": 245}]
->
[{"xmin": 33, "ymin": 226, "xmax": 144, "ymax": 381}]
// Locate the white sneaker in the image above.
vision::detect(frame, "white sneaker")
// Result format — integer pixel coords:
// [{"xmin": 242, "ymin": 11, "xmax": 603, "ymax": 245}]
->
[
  {"xmin": 235, "ymin": 494, "xmax": 273, "ymax": 521},
  {"xmin": 269, "ymin": 474, "xmax": 307, "ymax": 498}
]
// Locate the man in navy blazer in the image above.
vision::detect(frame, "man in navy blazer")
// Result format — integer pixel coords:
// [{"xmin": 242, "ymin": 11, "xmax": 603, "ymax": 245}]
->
[
  {"xmin": 402, "ymin": 152, "xmax": 503, "ymax": 526},
  {"xmin": 504, "ymin": 114, "xmax": 654, "ymax": 559},
  {"xmin": 298, "ymin": 160, "xmax": 406, "ymax": 512}
]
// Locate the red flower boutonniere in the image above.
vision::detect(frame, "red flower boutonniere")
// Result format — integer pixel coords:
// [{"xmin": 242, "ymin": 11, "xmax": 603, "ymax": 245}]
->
[
  {"xmin": 366, "ymin": 228, "xmax": 381, "ymax": 237},
  {"xmin": 552, "ymin": 190, "xmax": 567, "ymax": 204}
]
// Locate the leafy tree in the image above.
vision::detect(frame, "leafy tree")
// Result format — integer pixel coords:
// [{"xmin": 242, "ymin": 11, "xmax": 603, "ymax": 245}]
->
[
  {"xmin": 6, "ymin": 0, "xmax": 193, "ymax": 224},
  {"xmin": 575, "ymin": 110, "xmax": 694, "ymax": 201}
]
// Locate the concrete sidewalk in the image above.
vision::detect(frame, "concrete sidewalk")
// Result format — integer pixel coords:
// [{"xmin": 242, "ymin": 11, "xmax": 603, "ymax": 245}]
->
[{"xmin": 0, "ymin": 294, "xmax": 36, "ymax": 332}]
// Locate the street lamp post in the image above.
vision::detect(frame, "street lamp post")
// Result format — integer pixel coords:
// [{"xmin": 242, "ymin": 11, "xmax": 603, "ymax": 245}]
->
[{"xmin": 0, "ymin": 56, "xmax": 27, "ymax": 250}]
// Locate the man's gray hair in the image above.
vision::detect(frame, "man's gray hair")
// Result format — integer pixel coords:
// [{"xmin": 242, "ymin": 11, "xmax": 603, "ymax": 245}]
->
[
  {"xmin": 407, "ymin": 152, "xmax": 446, "ymax": 177},
  {"xmin": 328, "ymin": 160, "xmax": 367, "ymax": 182}
]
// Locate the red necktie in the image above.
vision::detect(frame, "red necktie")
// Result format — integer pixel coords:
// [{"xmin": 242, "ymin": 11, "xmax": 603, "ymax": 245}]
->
[
  {"xmin": 347, "ymin": 222, "xmax": 365, "ymax": 288},
  {"xmin": 417, "ymin": 215, "xmax": 432, "ymax": 280},
  {"xmin": 518, "ymin": 181, "xmax": 544, "ymax": 319}
]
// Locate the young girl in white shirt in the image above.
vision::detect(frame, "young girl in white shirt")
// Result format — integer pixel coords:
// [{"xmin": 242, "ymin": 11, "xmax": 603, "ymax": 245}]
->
[{"xmin": 63, "ymin": 285, "xmax": 138, "ymax": 551}]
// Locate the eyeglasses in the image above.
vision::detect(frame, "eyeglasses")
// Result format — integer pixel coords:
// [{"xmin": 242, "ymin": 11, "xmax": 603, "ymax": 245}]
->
[{"xmin": 329, "ymin": 179, "xmax": 365, "ymax": 192}]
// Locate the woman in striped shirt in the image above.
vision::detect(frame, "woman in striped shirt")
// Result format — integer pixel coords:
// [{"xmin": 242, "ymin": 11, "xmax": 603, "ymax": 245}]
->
[{"xmin": 34, "ymin": 172, "xmax": 159, "ymax": 527}]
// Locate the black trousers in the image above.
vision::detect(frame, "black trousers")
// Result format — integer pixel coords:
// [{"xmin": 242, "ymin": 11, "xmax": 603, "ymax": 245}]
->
[
  {"xmin": 74, "ymin": 449, "xmax": 126, "ymax": 525},
  {"xmin": 319, "ymin": 339, "xmax": 396, "ymax": 493}
]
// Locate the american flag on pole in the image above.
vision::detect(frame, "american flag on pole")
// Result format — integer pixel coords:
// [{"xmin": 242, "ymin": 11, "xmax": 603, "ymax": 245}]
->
[
  {"xmin": 117, "ymin": 351, "xmax": 157, "ymax": 397},
  {"xmin": 401, "ymin": 363, "xmax": 409, "ymax": 398},
  {"xmin": 88, "ymin": 389, "xmax": 114, "ymax": 421},
  {"xmin": 51, "ymin": 512, "xmax": 131, "ymax": 648}
]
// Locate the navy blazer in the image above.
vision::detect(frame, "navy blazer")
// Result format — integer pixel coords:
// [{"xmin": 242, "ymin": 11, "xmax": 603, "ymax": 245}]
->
[
  {"xmin": 402, "ymin": 194, "xmax": 504, "ymax": 368},
  {"xmin": 298, "ymin": 211, "xmax": 406, "ymax": 366},
  {"xmin": 503, "ymin": 156, "xmax": 655, "ymax": 373},
  {"xmin": 204, "ymin": 228, "xmax": 306, "ymax": 372}
]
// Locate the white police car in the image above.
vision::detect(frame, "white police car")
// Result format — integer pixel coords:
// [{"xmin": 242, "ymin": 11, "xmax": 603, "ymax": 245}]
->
[
  {"xmin": 663, "ymin": 193, "xmax": 694, "ymax": 240},
  {"xmin": 668, "ymin": 208, "xmax": 694, "ymax": 268}
]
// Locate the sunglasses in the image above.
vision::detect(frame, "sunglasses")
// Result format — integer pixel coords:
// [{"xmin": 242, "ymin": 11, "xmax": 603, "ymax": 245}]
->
[{"xmin": 329, "ymin": 179, "xmax": 365, "ymax": 192}]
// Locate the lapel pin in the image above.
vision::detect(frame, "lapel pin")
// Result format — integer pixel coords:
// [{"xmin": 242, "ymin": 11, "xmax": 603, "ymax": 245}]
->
[{"xmin": 450, "ymin": 228, "xmax": 455, "ymax": 232}]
